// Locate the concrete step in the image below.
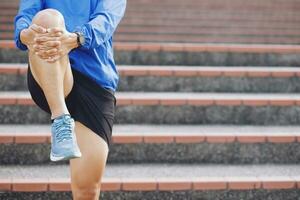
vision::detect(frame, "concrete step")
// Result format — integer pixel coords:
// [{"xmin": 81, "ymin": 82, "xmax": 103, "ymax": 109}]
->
[
  {"xmin": 1, "ymin": 124, "xmax": 300, "ymax": 164},
  {"xmin": 0, "ymin": 92, "xmax": 300, "ymax": 125},
  {"xmin": 0, "ymin": 164, "xmax": 300, "ymax": 199},
  {"xmin": 1, "ymin": 41, "xmax": 300, "ymax": 66},
  {"xmin": 1, "ymin": 0, "xmax": 299, "ymax": 45},
  {"xmin": 1, "ymin": 64, "xmax": 300, "ymax": 93}
]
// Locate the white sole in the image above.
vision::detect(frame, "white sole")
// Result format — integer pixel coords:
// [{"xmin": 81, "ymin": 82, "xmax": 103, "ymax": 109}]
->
[{"xmin": 50, "ymin": 151, "xmax": 82, "ymax": 162}]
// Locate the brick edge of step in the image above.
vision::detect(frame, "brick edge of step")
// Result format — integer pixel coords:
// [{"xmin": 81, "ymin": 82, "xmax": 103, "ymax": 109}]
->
[
  {"xmin": 0, "ymin": 177, "xmax": 299, "ymax": 192},
  {"xmin": 0, "ymin": 131, "xmax": 298, "ymax": 144},
  {"xmin": 1, "ymin": 40, "xmax": 300, "ymax": 54},
  {"xmin": 1, "ymin": 64, "xmax": 300, "ymax": 78},
  {"xmin": 1, "ymin": 92, "xmax": 300, "ymax": 106}
]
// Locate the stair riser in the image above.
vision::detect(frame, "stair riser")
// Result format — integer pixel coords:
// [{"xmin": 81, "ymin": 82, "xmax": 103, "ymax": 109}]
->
[
  {"xmin": 104, "ymin": 76, "xmax": 300, "ymax": 93},
  {"xmin": 1, "ymin": 49, "xmax": 300, "ymax": 66},
  {"xmin": 1, "ymin": 143, "xmax": 300, "ymax": 165},
  {"xmin": 117, "ymin": 106, "xmax": 300, "ymax": 125},
  {"xmin": 1, "ymin": 105, "xmax": 300, "ymax": 125},
  {"xmin": 1, "ymin": 190, "xmax": 300, "ymax": 200},
  {"xmin": 0, "ymin": 74, "xmax": 27, "ymax": 91},
  {"xmin": 115, "ymin": 51, "xmax": 300, "ymax": 66},
  {"xmin": 2, "ymin": 73, "xmax": 300, "ymax": 93},
  {"xmin": 117, "ymin": 51, "xmax": 300, "ymax": 66}
]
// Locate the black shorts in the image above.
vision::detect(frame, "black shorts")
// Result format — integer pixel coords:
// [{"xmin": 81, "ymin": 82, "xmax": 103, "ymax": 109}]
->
[{"xmin": 27, "ymin": 65, "xmax": 116, "ymax": 148}]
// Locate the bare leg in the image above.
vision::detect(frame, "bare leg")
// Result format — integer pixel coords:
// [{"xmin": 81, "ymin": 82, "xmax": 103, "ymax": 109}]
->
[
  {"xmin": 70, "ymin": 122, "xmax": 109, "ymax": 200},
  {"xmin": 29, "ymin": 9, "xmax": 73, "ymax": 119}
]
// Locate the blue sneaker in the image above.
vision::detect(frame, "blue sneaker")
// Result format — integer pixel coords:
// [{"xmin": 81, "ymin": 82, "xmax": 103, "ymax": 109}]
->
[{"xmin": 50, "ymin": 114, "xmax": 82, "ymax": 162}]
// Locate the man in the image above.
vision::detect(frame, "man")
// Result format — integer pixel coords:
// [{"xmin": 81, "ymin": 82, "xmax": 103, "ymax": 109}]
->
[{"xmin": 14, "ymin": 0, "xmax": 126, "ymax": 199}]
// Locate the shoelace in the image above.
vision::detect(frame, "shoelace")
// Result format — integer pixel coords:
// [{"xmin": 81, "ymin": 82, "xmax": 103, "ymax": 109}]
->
[{"xmin": 52, "ymin": 117, "xmax": 73, "ymax": 143}]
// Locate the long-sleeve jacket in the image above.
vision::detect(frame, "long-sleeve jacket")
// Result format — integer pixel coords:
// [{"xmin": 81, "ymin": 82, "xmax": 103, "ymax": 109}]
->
[{"xmin": 14, "ymin": 0, "xmax": 127, "ymax": 91}]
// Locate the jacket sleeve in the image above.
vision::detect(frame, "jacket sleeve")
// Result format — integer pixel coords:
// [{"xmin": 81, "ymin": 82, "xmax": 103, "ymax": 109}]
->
[
  {"xmin": 74, "ymin": 0, "xmax": 127, "ymax": 49},
  {"xmin": 14, "ymin": 0, "xmax": 43, "ymax": 50}
]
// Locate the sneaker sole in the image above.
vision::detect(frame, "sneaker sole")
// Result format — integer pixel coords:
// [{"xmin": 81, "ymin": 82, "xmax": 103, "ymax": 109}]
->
[{"xmin": 50, "ymin": 151, "xmax": 82, "ymax": 162}]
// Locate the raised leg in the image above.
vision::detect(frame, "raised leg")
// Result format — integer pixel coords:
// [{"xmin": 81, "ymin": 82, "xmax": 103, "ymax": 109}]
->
[{"xmin": 28, "ymin": 9, "xmax": 73, "ymax": 119}]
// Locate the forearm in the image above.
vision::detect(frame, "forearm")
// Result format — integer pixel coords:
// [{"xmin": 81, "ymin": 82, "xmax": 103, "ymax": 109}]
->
[
  {"xmin": 14, "ymin": 0, "xmax": 43, "ymax": 50},
  {"xmin": 75, "ymin": 0, "xmax": 126, "ymax": 49},
  {"xmin": 15, "ymin": 20, "xmax": 31, "ymax": 50}
]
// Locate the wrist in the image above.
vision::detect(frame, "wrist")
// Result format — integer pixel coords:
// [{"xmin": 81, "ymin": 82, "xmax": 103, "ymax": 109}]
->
[
  {"xmin": 74, "ymin": 31, "xmax": 85, "ymax": 47},
  {"xmin": 69, "ymin": 33, "xmax": 79, "ymax": 49}
]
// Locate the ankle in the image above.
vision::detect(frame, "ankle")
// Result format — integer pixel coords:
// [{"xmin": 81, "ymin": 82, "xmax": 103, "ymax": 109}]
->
[{"xmin": 51, "ymin": 113, "xmax": 70, "ymax": 121}]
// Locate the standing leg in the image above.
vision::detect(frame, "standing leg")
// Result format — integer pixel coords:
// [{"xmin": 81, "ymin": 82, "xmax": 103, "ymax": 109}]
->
[{"xmin": 70, "ymin": 122, "xmax": 109, "ymax": 200}]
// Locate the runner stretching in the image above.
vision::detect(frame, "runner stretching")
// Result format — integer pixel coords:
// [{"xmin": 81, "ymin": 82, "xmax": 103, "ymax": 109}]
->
[{"xmin": 14, "ymin": 0, "xmax": 126, "ymax": 199}]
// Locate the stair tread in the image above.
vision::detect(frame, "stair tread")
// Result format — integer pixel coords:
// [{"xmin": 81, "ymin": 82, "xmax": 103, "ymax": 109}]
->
[
  {"xmin": 0, "ymin": 164, "xmax": 299, "ymax": 191},
  {"xmin": 0, "ymin": 124, "xmax": 298, "ymax": 144},
  {"xmin": 0, "ymin": 91, "xmax": 300, "ymax": 99},
  {"xmin": 2, "ymin": 91, "xmax": 300, "ymax": 99},
  {"xmin": 1, "ymin": 63, "xmax": 300, "ymax": 73},
  {"xmin": 1, "ymin": 163, "xmax": 300, "ymax": 179},
  {"xmin": 0, "ymin": 124, "xmax": 300, "ymax": 135},
  {"xmin": 1, "ymin": 91, "xmax": 300, "ymax": 107}
]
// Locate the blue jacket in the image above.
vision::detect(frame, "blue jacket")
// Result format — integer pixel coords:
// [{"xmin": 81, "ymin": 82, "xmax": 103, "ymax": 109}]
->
[{"xmin": 14, "ymin": 0, "xmax": 127, "ymax": 91}]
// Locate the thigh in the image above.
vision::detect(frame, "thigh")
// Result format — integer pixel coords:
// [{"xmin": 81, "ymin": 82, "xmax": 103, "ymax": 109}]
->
[
  {"xmin": 28, "ymin": 52, "xmax": 74, "ymax": 98},
  {"xmin": 27, "ymin": 62, "xmax": 75, "ymax": 113},
  {"xmin": 70, "ymin": 121, "xmax": 109, "ymax": 192}
]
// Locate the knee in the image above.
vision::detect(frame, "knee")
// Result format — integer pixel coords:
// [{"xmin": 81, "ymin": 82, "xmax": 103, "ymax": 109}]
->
[
  {"xmin": 32, "ymin": 9, "xmax": 65, "ymax": 28},
  {"xmin": 72, "ymin": 184, "xmax": 100, "ymax": 200}
]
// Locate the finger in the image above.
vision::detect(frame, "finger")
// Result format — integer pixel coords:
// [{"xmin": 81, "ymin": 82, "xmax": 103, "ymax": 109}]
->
[
  {"xmin": 33, "ymin": 45, "xmax": 57, "ymax": 54},
  {"xmin": 43, "ymin": 41, "xmax": 61, "ymax": 48},
  {"xmin": 34, "ymin": 36, "xmax": 49, "ymax": 43},
  {"xmin": 30, "ymin": 24, "xmax": 47, "ymax": 34},
  {"xmin": 34, "ymin": 49, "xmax": 50, "ymax": 58},
  {"xmin": 35, "ymin": 50, "xmax": 47, "ymax": 57},
  {"xmin": 33, "ymin": 47, "xmax": 54, "ymax": 56},
  {"xmin": 48, "ymin": 50, "xmax": 65, "ymax": 62},
  {"xmin": 46, "ymin": 55, "xmax": 60, "ymax": 63},
  {"xmin": 47, "ymin": 27, "xmax": 64, "ymax": 34},
  {"xmin": 35, "ymin": 31, "xmax": 62, "ymax": 37},
  {"xmin": 45, "ymin": 48, "xmax": 59, "ymax": 57},
  {"xmin": 36, "ymin": 49, "xmax": 61, "ymax": 61},
  {"xmin": 36, "ymin": 52, "xmax": 49, "ymax": 60},
  {"xmin": 36, "ymin": 48, "xmax": 60, "ymax": 58},
  {"xmin": 33, "ymin": 44, "xmax": 50, "ymax": 52},
  {"xmin": 50, "ymin": 31, "xmax": 63, "ymax": 37},
  {"xmin": 34, "ymin": 36, "xmax": 53, "ymax": 43}
]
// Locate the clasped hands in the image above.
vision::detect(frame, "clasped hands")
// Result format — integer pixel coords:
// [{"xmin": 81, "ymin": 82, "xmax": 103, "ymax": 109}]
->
[{"xmin": 21, "ymin": 24, "xmax": 78, "ymax": 63}]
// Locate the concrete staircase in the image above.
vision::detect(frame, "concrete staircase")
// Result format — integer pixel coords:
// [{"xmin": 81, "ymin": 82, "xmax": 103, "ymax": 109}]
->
[
  {"xmin": 1, "ymin": 0, "xmax": 300, "ymax": 199},
  {"xmin": 1, "ymin": 48, "xmax": 300, "ymax": 199},
  {"xmin": 1, "ymin": 0, "xmax": 300, "ymax": 44}
]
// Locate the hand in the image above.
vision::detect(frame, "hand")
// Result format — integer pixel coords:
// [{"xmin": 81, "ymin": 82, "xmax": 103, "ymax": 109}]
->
[
  {"xmin": 33, "ymin": 28, "xmax": 78, "ymax": 63},
  {"xmin": 20, "ymin": 24, "xmax": 47, "ymax": 51}
]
